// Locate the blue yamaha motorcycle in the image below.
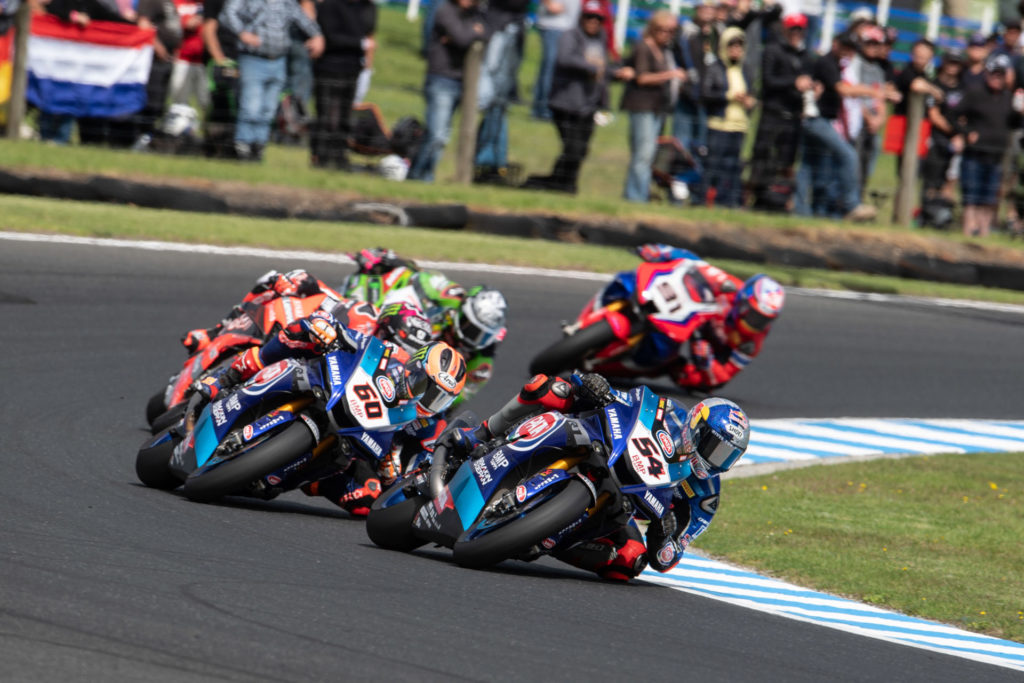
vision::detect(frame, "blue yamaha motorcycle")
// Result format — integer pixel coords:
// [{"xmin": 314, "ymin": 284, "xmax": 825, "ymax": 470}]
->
[
  {"xmin": 366, "ymin": 385, "xmax": 691, "ymax": 569},
  {"xmin": 135, "ymin": 335, "xmax": 421, "ymax": 503}
]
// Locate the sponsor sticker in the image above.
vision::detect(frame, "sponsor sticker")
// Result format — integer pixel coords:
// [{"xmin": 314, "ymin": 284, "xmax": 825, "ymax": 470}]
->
[
  {"xmin": 267, "ymin": 475, "xmax": 281, "ymax": 485},
  {"xmin": 299, "ymin": 414, "xmax": 320, "ymax": 442},
  {"xmin": 225, "ymin": 394, "xmax": 242, "ymax": 412},
  {"xmin": 489, "ymin": 451, "xmax": 509, "ymax": 470},
  {"xmin": 656, "ymin": 430, "xmax": 674, "ymax": 456},
  {"xmin": 657, "ymin": 542, "xmax": 676, "ymax": 566},
  {"xmin": 643, "ymin": 490, "xmax": 665, "ymax": 516},
  {"xmin": 509, "ymin": 413, "xmax": 561, "ymax": 449},
  {"xmin": 606, "ymin": 408, "xmax": 623, "ymax": 441},
  {"xmin": 327, "ymin": 355, "xmax": 343, "ymax": 386},
  {"xmin": 212, "ymin": 403, "xmax": 227, "ymax": 427},
  {"xmin": 437, "ymin": 371, "xmax": 458, "ymax": 391},
  {"xmin": 252, "ymin": 361, "xmax": 287, "ymax": 385},
  {"xmin": 375, "ymin": 375, "xmax": 396, "ymax": 402},
  {"xmin": 515, "ymin": 484, "xmax": 528, "ymax": 503},
  {"xmin": 473, "ymin": 459, "xmax": 492, "ymax": 485},
  {"xmin": 541, "ymin": 537, "xmax": 557, "ymax": 550},
  {"xmin": 360, "ymin": 433, "xmax": 383, "ymax": 457},
  {"xmin": 243, "ymin": 424, "xmax": 254, "ymax": 441}
]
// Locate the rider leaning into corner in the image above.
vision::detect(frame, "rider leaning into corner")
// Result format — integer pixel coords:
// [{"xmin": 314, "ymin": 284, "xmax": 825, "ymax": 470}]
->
[
  {"xmin": 342, "ymin": 248, "xmax": 509, "ymax": 407},
  {"xmin": 441, "ymin": 372, "xmax": 750, "ymax": 581},
  {"xmin": 180, "ymin": 269, "xmax": 348, "ymax": 354},
  {"xmin": 195, "ymin": 308, "xmax": 467, "ymax": 517},
  {"xmin": 616, "ymin": 244, "xmax": 785, "ymax": 392}
]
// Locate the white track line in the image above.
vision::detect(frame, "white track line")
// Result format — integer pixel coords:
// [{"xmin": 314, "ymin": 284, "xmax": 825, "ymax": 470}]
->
[{"xmin": 3, "ymin": 231, "xmax": 1024, "ymax": 314}]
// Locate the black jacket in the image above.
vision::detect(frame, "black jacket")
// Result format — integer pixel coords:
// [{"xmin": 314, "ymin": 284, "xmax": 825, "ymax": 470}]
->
[
  {"xmin": 759, "ymin": 40, "xmax": 813, "ymax": 116},
  {"xmin": 315, "ymin": 0, "xmax": 377, "ymax": 76}
]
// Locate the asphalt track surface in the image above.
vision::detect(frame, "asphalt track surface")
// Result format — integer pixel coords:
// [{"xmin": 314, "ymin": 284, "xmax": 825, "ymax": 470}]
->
[{"xmin": 2, "ymin": 238, "xmax": 1023, "ymax": 682}]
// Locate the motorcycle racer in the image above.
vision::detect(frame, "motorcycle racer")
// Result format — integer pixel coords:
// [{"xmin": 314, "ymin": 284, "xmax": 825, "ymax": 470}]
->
[
  {"xmin": 196, "ymin": 308, "xmax": 467, "ymax": 516},
  {"xmin": 441, "ymin": 372, "xmax": 749, "ymax": 581},
  {"xmin": 625, "ymin": 244, "xmax": 784, "ymax": 392},
  {"xmin": 181, "ymin": 269, "xmax": 345, "ymax": 354},
  {"xmin": 342, "ymin": 248, "xmax": 508, "ymax": 406}
]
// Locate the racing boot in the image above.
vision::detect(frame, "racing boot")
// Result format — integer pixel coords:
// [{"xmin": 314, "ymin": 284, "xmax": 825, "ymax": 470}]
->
[
  {"xmin": 553, "ymin": 534, "xmax": 648, "ymax": 582},
  {"xmin": 304, "ymin": 459, "xmax": 383, "ymax": 518}
]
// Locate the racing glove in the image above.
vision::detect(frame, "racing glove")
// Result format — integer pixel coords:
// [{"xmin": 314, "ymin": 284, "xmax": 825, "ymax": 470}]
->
[{"xmin": 571, "ymin": 372, "xmax": 616, "ymax": 409}]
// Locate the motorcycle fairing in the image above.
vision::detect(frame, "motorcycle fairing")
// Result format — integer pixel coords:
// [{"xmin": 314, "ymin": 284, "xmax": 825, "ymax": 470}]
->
[
  {"xmin": 607, "ymin": 388, "xmax": 690, "ymax": 493},
  {"xmin": 635, "ymin": 261, "xmax": 720, "ymax": 340},
  {"xmin": 328, "ymin": 336, "xmax": 417, "ymax": 432}
]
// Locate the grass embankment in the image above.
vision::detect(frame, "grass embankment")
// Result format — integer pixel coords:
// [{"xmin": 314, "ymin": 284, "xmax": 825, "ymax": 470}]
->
[
  {"xmin": 699, "ymin": 453, "xmax": 1024, "ymax": 643},
  {"xmin": 7, "ymin": 194, "xmax": 1024, "ymax": 305},
  {"xmin": 4, "ymin": 5, "xmax": 1024, "ymax": 256}
]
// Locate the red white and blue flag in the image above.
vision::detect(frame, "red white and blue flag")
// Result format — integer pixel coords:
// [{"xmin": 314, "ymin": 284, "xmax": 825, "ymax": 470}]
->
[{"xmin": 27, "ymin": 14, "xmax": 155, "ymax": 117}]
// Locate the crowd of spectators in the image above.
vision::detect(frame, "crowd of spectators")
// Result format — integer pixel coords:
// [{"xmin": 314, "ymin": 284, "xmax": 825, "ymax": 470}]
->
[{"xmin": 7, "ymin": 0, "xmax": 1024, "ymax": 235}]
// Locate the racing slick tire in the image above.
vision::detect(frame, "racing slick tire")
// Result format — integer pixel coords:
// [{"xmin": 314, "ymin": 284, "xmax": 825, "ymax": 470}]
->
[
  {"xmin": 182, "ymin": 421, "xmax": 315, "ymax": 503},
  {"xmin": 150, "ymin": 402, "xmax": 188, "ymax": 435},
  {"xmin": 529, "ymin": 319, "xmax": 617, "ymax": 376},
  {"xmin": 366, "ymin": 490, "xmax": 430, "ymax": 552},
  {"xmin": 452, "ymin": 479, "xmax": 592, "ymax": 569},
  {"xmin": 146, "ymin": 390, "xmax": 167, "ymax": 426},
  {"xmin": 135, "ymin": 439, "xmax": 182, "ymax": 490}
]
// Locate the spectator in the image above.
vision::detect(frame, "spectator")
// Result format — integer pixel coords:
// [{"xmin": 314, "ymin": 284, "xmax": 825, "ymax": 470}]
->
[
  {"xmin": 776, "ymin": 0, "xmax": 822, "ymax": 49},
  {"xmin": 201, "ymin": 0, "xmax": 240, "ymax": 157},
  {"xmin": 701, "ymin": 26, "xmax": 755, "ymax": 207},
  {"xmin": 472, "ymin": 0, "xmax": 529, "ymax": 184},
  {"xmin": 407, "ymin": 0, "xmax": 489, "ymax": 182},
  {"xmin": 522, "ymin": 0, "xmax": 631, "ymax": 193},
  {"xmin": 310, "ymin": 0, "xmax": 377, "ymax": 170},
  {"xmin": 920, "ymin": 49, "xmax": 965, "ymax": 224},
  {"xmin": 890, "ymin": 39, "xmax": 941, "ymax": 176},
  {"xmin": 995, "ymin": 19, "xmax": 1022, "ymax": 58},
  {"xmin": 748, "ymin": 12, "xmax": 813, "ymax": 210},
  {"xmin": 953, "ymin": 54, "xmax": 1024, "ymax": 236},
  {"xmin": 963, "ymin": 31, "xmax": 992, "ymax": 88},
  {"xmin": 795, "ymin": 34, "xmax": 877, "ymax": 220},
  {"xmin": 621, "ymin": 10, "xmax": 685, "ymax": 203},
  {"xmin": 219, "ymin": 0, "xmax": 324, "ymax": 161},
  {"xmin": 37, "ymin": 0, "xmax": 133, "ymax": 144},
  {"xmin": 854, "ymin": 24, "xmax": 889, "ymax": 198},
  {"xmin": 170, "ymin": 0, "xmax": 208, "ymax": 110},
  {"xmin": 673, "ymin": 2, "xmax": 713, "ymax": 153},
  {"xmin": 283, "ymin": 2, "xmax": 317, "ymax": 128},
  {"xmin": 129, "ymin": 0, "xmax": 183, "ymax": 149},
  {"xmin": 530, "ymin": 0, "xmax": 581, "ymax": 121}
]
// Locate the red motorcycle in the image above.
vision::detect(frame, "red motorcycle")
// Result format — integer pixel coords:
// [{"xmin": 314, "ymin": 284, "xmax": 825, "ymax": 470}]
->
[{"xmin": 529, "ymin": 258, "xmax": 723, "ymax": 378}]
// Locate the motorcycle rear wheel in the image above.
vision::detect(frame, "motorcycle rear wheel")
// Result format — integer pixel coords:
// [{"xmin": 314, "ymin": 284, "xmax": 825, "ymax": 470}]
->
[
  {"xmin": 366, "ymin": 489, "xmax": 429, "ymax": 552},
  {"xmin": 136, "ymin": 439, "xmax": 182, "ymax": 490},
  {"xmin": 528, "ymin": 319, "xmax": 617, "ymax": 376},
  {"xmin": 183, "ymin": 421, "xmax": 315, "ymax": 503},
  {"xmin": 452, "ymin": 479, "xmax": 592, "ymax": 569}
]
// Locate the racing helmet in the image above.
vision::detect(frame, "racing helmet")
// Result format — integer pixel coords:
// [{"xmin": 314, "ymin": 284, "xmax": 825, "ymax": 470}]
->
[
  {"xmin": 376, "ymin": 302, "xmax": 434, "ymax": 355},
  {"xmin": 728, "ymin": 275, "xmax": 785, "ymax": 335},
  {"xmin": 400, "ymin": 342, "xmax": 467, "ymax": 417},
  {"xmin": 446, "ymin": 286, "xmax": 508, "ymax": 351},
  {"xmin": 680, "ymin": 398, "xmax": 750, "ymax": 478},
  {"xmin": 273, "ymin": 269, "xmax": 319, "ymax": 297}
]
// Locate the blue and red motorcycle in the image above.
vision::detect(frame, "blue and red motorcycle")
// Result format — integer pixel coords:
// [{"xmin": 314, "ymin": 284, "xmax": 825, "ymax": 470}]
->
[
  {"xmin": 136, "ymin": 334, "xmax": 428, "ymax": 504},
  {"xmin": 529, "ymin": 258, "xmax": 723, "ymax": 378},
  {"xmin": 366, "ymin": 383, "xmax": 690, "ymax": 569}
]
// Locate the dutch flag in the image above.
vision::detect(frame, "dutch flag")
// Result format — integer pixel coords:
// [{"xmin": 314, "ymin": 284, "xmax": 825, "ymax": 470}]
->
[{"xmin": 27, "ymin": 14, "xmax": 155, "ymax": 118}]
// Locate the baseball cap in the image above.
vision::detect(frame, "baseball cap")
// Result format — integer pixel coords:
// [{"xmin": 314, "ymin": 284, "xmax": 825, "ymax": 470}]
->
[
  {"xmin": 848, "ymin": 6, "xmax": 874, "ymax": 23},
  {"xmin": 782, "ymin": 13, "xmax": 808, "ymax": 30},
  {"xmin": 968, "ymin": 31, "xmax": 988, "ymax": 47},
  {"xmin": 581, "ymin": 0, "xmax": 603, "ymax": 15},
  {"xmin": 986, "ymin": 53, "xmax": 1012, "ymax": 72}
]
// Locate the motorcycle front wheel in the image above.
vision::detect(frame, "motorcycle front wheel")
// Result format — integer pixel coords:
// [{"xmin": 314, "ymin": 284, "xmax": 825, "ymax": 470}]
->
[
  {"xmin": 452, "ymin": 480, "xmax": 592, "ymax": 569},
  {"xmin": 183, "ymin": 421, "xmax": 315, "ymax": 503}
]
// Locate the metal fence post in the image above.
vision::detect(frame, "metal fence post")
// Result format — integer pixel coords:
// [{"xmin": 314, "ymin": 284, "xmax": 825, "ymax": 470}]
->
[
  {"xmin": 5, "ymin": 2, "xmax": 30, "ymax": 140},
  {"xmin": 894, "ymin": 92, "xmax": 925, "ymax": 226},
  {"xmin": 455, "ymin": 40, "xmax": 483, "ymax": 185}
]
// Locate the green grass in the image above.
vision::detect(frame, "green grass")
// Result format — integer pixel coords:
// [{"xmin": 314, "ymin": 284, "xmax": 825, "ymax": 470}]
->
[
  {"xmin": 698, "ymin": 453, "xmax": 1024, "ymax": 643},
  {"xmin": 7, "ymin": 193, "xmax": 1024, "ymax": 305},
  {"xmin": 7, "ymin": 4, "xmax": 1024, "ymax": 255}
]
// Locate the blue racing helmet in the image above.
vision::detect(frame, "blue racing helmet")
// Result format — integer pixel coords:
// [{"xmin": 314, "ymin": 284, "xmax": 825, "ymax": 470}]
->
[
  {"xmin": 728, "ymin": 275, "xmax": 785, "ymax": 335},
  {"xmin": 681, "ymin": 398, "xmax": 750, "ymax": 478}
]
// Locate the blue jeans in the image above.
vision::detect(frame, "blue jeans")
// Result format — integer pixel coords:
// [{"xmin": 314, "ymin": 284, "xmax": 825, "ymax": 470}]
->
[
  {"xmin": 236, "ymin": 54, "xmax": 287, "ymax": 145},
  {"xmin": 475, "ymin": 21, "xmax": 522, "ymax": 169},
  {"xmin": 624, "ymin": 111, "xmax": 664, "ymax": 202},
  {"xmin": 39, "ymin": 113, "xmax": 74, "ymax": 144},
  {"xmin": 287, "ymin": 37, "xmax": 314, "ymax": 113},
  {"xmin": 672, "ymin": 97, "xmax": 706, "ymax": 152},
  {"xmin": 705, "ymin": 129, "xmax": 745, "ymax": 208},
  {"xmin": 795, "ymin": 116, "xmax": 860, "ymax": 217},
  {"xmin": 409, "ymin": 74, "xmax": 462, "ymax": 182},
  {"xmin": 531, "ymin": 27, "xmax": 562, "ymax": 120}
]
